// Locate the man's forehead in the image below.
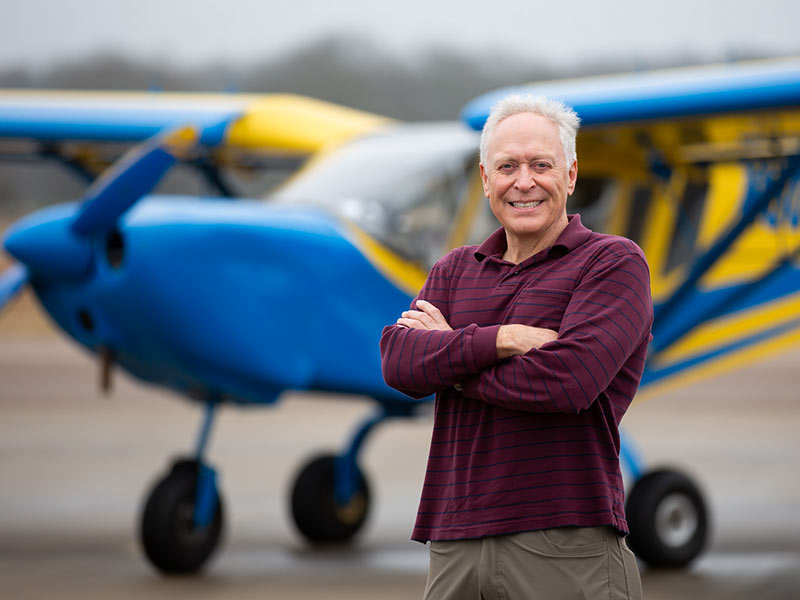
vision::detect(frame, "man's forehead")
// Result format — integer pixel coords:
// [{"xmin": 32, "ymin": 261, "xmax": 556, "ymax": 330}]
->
[{"xmin": 487, "ymin": 113, "xmax": 562, "ymax": 153}]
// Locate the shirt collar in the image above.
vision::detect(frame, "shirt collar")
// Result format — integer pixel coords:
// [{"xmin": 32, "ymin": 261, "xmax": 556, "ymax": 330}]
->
[{"xmin": 473, "ymin": 214, "xmax": 592, "ymax": 262}]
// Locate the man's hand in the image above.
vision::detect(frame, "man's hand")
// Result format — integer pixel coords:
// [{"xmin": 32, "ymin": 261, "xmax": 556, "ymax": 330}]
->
[
  {"xmin": 496, "ymin": 324, "xmax": 558, "ymax": 359},
  {"xmin": 396, "ymin": 300, "xmax": 453, "ymax": 331},
  {"xmin": 395, "ymin": 304, "xmax": 555, "ymax": 358}
]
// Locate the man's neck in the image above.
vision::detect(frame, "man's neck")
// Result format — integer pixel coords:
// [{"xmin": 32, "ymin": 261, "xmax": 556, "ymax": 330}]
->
[{"xmin": 502, "ymin": 217, "xmax": 569, "ymax": 265}]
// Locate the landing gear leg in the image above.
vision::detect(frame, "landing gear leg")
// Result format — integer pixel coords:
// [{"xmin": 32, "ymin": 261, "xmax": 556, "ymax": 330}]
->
[
  {"xmin": 290, "ymin": 402, "xmax": 418, "ymax": 544},
  {"xmin": 621, "ymin": 430, "xmax": 709, "ymax": 568},
  {"xmin": 140, "ymin": 401, "xmax": 225, "ymax": 574}
]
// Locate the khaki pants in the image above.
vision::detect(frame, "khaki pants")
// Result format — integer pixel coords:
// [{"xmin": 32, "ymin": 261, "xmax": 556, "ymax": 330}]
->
[{"xmin": 423, "ymin": 527, "xmax": 642, "ymax": 600}]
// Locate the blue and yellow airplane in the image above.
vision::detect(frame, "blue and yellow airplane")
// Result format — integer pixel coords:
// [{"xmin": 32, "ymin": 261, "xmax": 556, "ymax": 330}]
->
[{"xmin": 2, "ymin": 57, "xmax": 800, "ymax": 573}]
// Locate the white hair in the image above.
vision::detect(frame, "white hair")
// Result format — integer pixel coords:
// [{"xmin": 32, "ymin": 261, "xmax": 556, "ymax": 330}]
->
[{"xmin": 479, "ymin": 94, "xmax": 581, "ymax": 167}]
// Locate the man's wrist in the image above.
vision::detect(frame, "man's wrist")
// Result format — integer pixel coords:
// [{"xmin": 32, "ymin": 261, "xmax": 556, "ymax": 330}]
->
[
  {"xmin": 496, "ymin": 324, "xmax": 522, "ymax": 359},
  {"xmin": 496, "ymin": 324, "xmax": 557, "ymax": 359}
]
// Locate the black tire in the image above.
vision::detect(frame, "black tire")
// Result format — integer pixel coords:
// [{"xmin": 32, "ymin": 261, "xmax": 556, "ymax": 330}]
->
[
  {"xmin": 626, "ymin": 468, "xmax": 708, "ymax": 568},
  {"xmin": 140, "ymin": 460, "xmax": 224, "ymax": 574},
  {"xmin": 290, "ymin": 454, "xmax": 370, "ymax": 544}
]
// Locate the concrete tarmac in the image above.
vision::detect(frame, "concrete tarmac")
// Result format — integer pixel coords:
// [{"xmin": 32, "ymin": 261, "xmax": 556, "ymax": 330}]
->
[{"xmin": 1, "ymin": 299, "xmax": 799, "ymax": 599}]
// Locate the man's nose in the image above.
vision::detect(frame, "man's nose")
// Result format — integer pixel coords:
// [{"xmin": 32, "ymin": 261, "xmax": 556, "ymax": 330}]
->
[{"xmin": 514, "ymin": 164, "xmax": 536, "ymax": 190}]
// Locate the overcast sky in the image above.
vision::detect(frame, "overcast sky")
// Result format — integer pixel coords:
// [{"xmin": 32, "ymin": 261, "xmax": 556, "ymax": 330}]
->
[{"xmin": 3, "ymin": 0, "xmax": 800, "ymax": 73}]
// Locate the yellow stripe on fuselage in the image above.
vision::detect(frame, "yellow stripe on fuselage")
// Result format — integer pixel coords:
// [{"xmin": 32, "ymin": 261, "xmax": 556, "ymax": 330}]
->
[
  {"xmin": 638, "ymin": 323, "xmax": 800, "ymax": 402},
  {"xmin": 655, "ymin": 290, "xmax": 800, "ymax": 366},
  {"xmin": 444, "ymin": 169, "xmax": 485, "ymax": 251},
  {"xmin": 344, "ymin": 223, "xmax": 428, "ymax": 297}
]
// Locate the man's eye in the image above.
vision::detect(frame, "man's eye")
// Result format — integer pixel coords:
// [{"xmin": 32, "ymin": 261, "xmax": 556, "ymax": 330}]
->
[
  {"xmin": 498, "ymin": 163, "xmax": 515, "ymax": 172},
  {"xmin": 533, "ymin": 162, "xmax": 551, "ymax": 171}
]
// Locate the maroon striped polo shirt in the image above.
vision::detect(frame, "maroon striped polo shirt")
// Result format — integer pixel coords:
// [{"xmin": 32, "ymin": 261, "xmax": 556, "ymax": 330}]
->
[{"xmin": 380, "ymin": 214, "xmax": 653, "ymax": 542}]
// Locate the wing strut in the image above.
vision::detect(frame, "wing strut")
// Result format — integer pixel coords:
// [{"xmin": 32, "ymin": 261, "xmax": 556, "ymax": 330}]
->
[{"xmin": 651, "ymin": 155, "xmax": 800, "ymax": 353}]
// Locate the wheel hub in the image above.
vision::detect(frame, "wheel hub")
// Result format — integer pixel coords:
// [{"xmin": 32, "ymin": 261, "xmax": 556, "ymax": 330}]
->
[
  {"xmin": 655, "ymin": 492, "xmax": 698, "ymax": 548},
  {"xmin": 176, "ymin": 502, "xmax": 211, "ymax": 545},
  {"xmin": 334, "ymin": 493, "xmax": 367, "ymax": 525}
]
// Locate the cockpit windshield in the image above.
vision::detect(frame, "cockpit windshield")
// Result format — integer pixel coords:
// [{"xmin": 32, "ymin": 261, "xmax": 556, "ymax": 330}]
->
[{"xmin": 270, "ymin": 123, "xmax": 481, "ymax": 268}]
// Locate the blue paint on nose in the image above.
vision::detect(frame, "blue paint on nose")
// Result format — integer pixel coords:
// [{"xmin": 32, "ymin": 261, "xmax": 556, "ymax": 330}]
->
[{"xmin": 3, "ymin": 203, "xmax": 93, "ymax": 281}]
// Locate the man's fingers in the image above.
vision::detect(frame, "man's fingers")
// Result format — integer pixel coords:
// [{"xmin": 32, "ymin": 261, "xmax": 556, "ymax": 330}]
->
[
  {"xmin": 398, "ymin": 309, "xmax": 433, "ymax": 329},
  {"xmin": 396, "ymin": 301, "xmax": 453, "ymax": 331},
  {"xmin": 415, "ymin": 300, "xmax": 443, "ymax": 320},
  {"xmin": 401, "ymin": 309, "xmax": 432, "ymax": 324},
  {"xmin": 397, "ymin": 317, "xmax": 426, "ymax": 329},
  {"xmin": 414, "ymin": 300, "xmax": 453, "ymax": 330}
]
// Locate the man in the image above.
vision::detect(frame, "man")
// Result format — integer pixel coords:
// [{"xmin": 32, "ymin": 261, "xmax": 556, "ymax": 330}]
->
[{"xmin": 380, "ymin": 95, "xmax": 651, "ymax": 599}]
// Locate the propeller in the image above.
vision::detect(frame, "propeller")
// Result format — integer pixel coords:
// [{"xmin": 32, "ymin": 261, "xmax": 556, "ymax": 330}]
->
[
  {"xmin": 0, "ymin": 263, "xmax": 28, "ymax": 312},
  {"xmin": 71, "ymin": 125, "xmax": 198, "ymax": 235},
  {"xmin": 0, "ymin": 124, "xmax": 199, "ymax": 311}
]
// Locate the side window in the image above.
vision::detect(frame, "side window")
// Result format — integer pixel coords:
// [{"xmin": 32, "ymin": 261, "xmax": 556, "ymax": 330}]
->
[
  {"xmin": 626, "ymin": 184, "xmax": 654, "ymax": 246},
  {"xmin": 466, "ymin": 197, "xmax": 499, "ymax": 247},
  {"xmin": 387, "ymin": 167, "xmax": 467, "ymax": 268},
  {"xmin": 665, "ymin": 169, "xmax": 708, "ymax": 272},
  {"xmin": 569, "ymin": 176, "xmax": 616, "ymax": 234}
]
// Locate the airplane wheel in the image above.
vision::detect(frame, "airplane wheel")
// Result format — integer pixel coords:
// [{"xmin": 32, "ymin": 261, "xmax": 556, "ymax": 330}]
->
[
  {"xmin": 625, "ymin": 468, "xmax": 708, "ymax": 568},
  {"xmin": 291, "ymin": 454, "xmax": 370, "ymax": 544},
  {"xmin": 140, "ymin": 459, "xmax": 224, "ymax": 574}
]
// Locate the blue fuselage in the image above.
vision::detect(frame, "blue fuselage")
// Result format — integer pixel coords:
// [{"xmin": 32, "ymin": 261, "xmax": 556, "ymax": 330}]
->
[{"xmin": 21, "ymin": 196, "xmax": 416, "ymax": 405}]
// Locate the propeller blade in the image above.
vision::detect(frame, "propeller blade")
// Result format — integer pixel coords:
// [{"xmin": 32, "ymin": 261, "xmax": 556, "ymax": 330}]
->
[
  {"xmin": 4, "ymin": 203, "xmax": 92, "ymax": 281},
  {"xmin": 0, "ymin": 263, "xmax": 28, "ymax": 312},
  {"xmin": 71, "ymin": 126, "xmax": 198, "ymax": 236}
]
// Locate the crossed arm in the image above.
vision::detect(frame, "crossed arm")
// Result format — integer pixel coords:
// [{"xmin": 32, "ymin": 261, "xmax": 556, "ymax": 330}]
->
[
  {"xmin": 381, "ymin": 248, "xmax": 652, "ymax": 413},
  {"xmin": 396, "ymin": 299, "xmax": 558, "ymax": 359}
]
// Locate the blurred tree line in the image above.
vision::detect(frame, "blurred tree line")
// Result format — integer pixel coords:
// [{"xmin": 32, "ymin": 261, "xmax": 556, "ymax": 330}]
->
[
  {"xmin": 0, "ymin": 33, "xmax": 772, "ymax": 209},
  {"xmin": 2, "ymin": 32, "xmax": 764, "ymax": 119}
]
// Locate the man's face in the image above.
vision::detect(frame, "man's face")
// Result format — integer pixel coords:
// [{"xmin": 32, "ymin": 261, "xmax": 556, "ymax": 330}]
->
[{"xmin": 480, "ymin": 112, "xmax": 577, "ymax": 250}]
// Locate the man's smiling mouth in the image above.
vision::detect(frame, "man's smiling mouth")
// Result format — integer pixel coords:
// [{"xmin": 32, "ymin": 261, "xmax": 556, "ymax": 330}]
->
[{"xmin": 510, "ymin": 200, "xmax": 542, "ymax": 209}]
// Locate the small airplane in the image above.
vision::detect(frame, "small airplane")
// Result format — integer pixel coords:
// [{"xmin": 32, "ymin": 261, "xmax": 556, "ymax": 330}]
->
[{"xmin": 2, "ymin": 57, "xmax": 800, "ymax": 574}]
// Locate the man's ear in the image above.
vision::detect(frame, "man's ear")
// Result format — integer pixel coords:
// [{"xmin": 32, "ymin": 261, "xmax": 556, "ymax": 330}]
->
[
  {"xmin": 567, "ymin": 160, "xmax": 578, "ymax": 195},
  {"xmin": 480, "ymin": 163, "xmax": 490, "ymax": 197}
]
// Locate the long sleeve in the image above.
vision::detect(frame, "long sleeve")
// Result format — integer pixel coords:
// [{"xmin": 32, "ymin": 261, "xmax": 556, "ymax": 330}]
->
[
  {"xmin": 460, "ymin": 246, "xmax": 652, "ymax": 413},
  {"xmin": 406, "ymin": 220, "xmax": 648, "ymax": 544},
  {"xmin": 380, "ymin": 250, "xmax": 501, "ymax": 398}
]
